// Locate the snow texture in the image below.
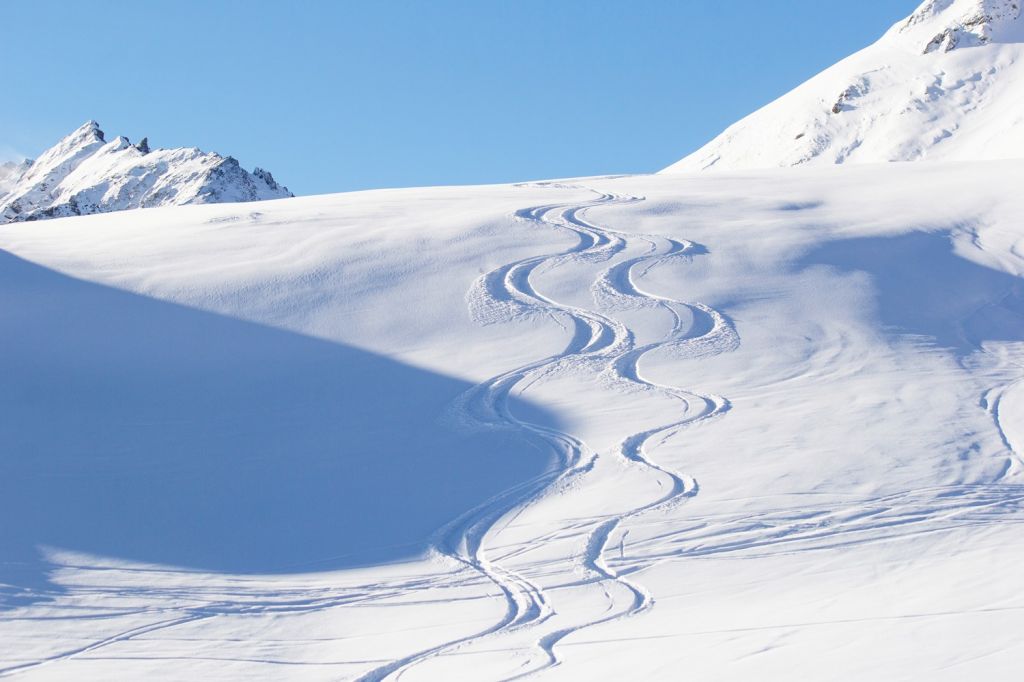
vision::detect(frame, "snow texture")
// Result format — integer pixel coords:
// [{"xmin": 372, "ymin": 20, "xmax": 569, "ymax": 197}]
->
[
  {"xmin": 1, "ymin": 1, "xmax": 1024, "ymax": 679},
  {"xmin": 1, "ymin": 160, "xmax": 1023, "ymax": 679},
  {"xmin": 0, "ymin": 121, "xmax": 292, "ymax": 223},
  {"xmin": 663, "ymin": 0, "xmax": 1024, "ymax": 172}
]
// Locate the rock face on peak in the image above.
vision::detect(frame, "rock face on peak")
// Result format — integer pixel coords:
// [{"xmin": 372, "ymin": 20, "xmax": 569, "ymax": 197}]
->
[
  {"xmin": 662, "ymin": 0, "xmax": 1024, "ymax": 173},
  {"xmin": 897, "ymin": 0, "xmax": 1023, "ymax": 53},
  {"xmin": 0, "ymin": 121, "xmax": 293, "ymax": 223},
  {"xmin": 0, "ymin": 159, "xmax": 32, "ymax": 196}
]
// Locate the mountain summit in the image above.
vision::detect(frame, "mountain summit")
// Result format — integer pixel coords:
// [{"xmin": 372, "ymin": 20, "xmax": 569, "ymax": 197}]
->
[
  {"xmin": 900, "ymin": 0, "xmax": 1024, "ymax": 52},
  {"xmin": 0, "ymin": 121, "xmax": 292, "ymax": 223},
  {"xmin": 663, "ymin": 0, "xmax": 1024, "ymax": 173}
]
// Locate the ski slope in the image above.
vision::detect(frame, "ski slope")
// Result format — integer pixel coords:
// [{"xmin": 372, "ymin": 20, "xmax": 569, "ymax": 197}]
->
[{"xmin": 2, "ymin": 159, "xmax": 1024, "ymax": 679}]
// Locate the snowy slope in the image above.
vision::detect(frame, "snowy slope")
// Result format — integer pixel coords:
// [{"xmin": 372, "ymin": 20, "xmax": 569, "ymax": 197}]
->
[
  {"xmin": 0, "ymin": 160, "xmax": 31, "ymax": 196},
  {"xmin": 663, "ymin": 0, "xmax": 1024, "ymax": 172},
  {"xmin": 0, "ymin": 121, "xmax": 292, "ymax": 222},
  {"xmin": 1, "ymin": 161, "xmax": 1023, "ymax": 680}
]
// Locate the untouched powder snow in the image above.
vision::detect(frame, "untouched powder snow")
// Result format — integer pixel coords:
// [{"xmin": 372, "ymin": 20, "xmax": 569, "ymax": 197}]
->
[
  {"xmin": 663, "ymin": 0, "xmax": 1024, "ymax": 172},
  {"xmin": 0, "ymin": 121, "xmax": 292, "ymax": 223},
  {"xmin": 1, "ymin": 160, "xmax": 1023, "ymax": 679}
]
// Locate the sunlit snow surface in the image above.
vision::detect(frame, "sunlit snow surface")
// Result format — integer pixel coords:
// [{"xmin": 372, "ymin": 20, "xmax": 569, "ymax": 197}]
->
[
  {"xmin": 663, "ymin": 0, "xmax": 1024, "ymax": 172},
  {"xmin": 0, "ymin": 122, "xmax": 291, "ymax": 223},
  {"xmin": 1, "ymin": 160, "xmax": 1023, "ymax": 679}
]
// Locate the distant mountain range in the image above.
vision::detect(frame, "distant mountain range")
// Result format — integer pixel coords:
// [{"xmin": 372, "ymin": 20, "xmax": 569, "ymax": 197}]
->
[{"xmin": 0, "ymin": 121, "xmax": 292, "ymax": 223}]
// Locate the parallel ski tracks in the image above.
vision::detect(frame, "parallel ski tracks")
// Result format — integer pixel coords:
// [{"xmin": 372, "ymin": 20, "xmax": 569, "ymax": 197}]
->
[{"xmin": 360, "ymin": 183, "xmax": 739, "ymax": 681}]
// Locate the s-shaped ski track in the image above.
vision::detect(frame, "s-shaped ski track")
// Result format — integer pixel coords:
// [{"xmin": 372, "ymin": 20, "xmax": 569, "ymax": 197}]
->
[{"xmin": 359, "ymin": 181, "xmax": 737, "ymax": 681}]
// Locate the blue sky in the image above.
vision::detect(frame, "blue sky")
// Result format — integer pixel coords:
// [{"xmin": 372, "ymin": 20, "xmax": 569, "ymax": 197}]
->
[{"xmin": 4, "ymin": 1, "xmax": 919, "ymax": 195}]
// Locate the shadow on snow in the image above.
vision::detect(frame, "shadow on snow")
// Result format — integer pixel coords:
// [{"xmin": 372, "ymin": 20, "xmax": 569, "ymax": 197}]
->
[
  {"xmin": 799, "ymin": 230, "xmax": 1024, "ymax": 354},
  {"xmin": 0, "ymin": 251, "xmax": 556, "ymax": 606}
]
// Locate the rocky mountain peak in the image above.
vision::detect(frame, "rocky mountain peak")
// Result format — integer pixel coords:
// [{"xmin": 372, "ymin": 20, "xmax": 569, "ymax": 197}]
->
[
  {"xmin": 891, "ymin": 0, "xmax": 1023, "ymax": 53},
  {"xmin": 0, "ymin": 121, "xmax": 293, "ymax": 223}
]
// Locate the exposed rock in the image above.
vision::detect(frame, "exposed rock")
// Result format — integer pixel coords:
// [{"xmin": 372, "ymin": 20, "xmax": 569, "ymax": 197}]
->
[
  {"xmin": 662, "ymin": 0, "xmax": 1024, "ymax": 173},
  {"xmin": 0, "ymin": 121, "xmax": 293, "ymax": 223}
]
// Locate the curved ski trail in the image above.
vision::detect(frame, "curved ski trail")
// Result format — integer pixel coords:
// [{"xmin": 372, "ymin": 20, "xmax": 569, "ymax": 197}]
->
[{"xmin": 360, "ymin": 182, "xmax": 738, "ymax": 681}]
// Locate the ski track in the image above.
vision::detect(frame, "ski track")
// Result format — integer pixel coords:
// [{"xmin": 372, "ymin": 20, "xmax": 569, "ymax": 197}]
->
[
  {"xmin": 607, "ymin": 483, "xmax": 1024, "ymax": 571},
  {"xmin": 0, "ymin": 612, "xmax": 216, "ymax": 678},
  {"xmin": 9, "ymin": 183, "xmax": 1024, "ymax": 680},
  {"xmin": 359, "ymin": 182, "xmax": 740, "ymax": 681}
]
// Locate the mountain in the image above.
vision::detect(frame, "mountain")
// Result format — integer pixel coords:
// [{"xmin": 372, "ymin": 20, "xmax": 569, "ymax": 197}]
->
[
  {"xmin": 0, "ymin": 159, "xmax": 32, "ymax": 196},
  {"xmin": 663, "ymin": 0, "xmax": 1024, "ymax": 172},
  {"xmin": 0, "ymin": 121, "xmax": 292, "ymax": 223},
  {"xmin": 2, "ymin": 4, "xmax": 1024, "ymax": 680}
]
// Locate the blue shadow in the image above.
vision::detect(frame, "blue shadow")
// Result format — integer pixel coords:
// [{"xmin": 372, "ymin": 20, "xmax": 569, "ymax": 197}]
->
[
  {"xmin": 0, "ymin": 251, "xmax": 556, "ymax": 605},
  {"xmin": 798, "ymin": 231, "xmax": 1024, "ymax": 353}
]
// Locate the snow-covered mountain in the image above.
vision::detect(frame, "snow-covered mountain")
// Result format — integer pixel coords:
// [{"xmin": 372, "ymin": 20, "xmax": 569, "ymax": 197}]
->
[
  {"xmin": 0, "ymin": 159, "xmax": 32, "ymax": 196},
  {"xmin": 0, "ymin": 121, "xmax": 292, "ymax": 222},
  {"xmin": 2, "ymin": 4, "xmax": 1024, "ymax": 680},
  {"xmin": 663, "ymin": 0, "xmax": 1024, "ymax": 172}
]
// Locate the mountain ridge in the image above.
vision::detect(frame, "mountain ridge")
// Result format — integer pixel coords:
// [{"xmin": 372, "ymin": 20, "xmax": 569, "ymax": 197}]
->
[
  {"xmin": 663, "ymin": 0, "xmax": 1024, "ymax": 173},
  {"xmin": 0, "ymin": 121, "xmax": 292, "ymax": 223}
]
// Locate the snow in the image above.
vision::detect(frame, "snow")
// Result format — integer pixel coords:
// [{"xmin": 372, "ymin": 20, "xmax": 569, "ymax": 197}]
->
[
  {"xmin": 0, "ymin": 121, "xmax": 292, "ymax": 223},
  {"xmin": 0, "ymin": 160, "xmax": 32, "ymax": 196},
  {"xmin": 662, "ymin": 0, "xmax": 1024, "ymax": 172},
  {"xmin": 3, "ymin": 1, "xmax": 1024, "ymax": 678},
  {"xmin": 1, "ymin": 158, "xmax": 1023, "ymax": 679}
]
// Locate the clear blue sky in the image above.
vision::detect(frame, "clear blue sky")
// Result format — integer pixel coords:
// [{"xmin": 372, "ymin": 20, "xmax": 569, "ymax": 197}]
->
[{"xmin": 4, "ymin": 1, "xmax": 919, "ymax": 195}]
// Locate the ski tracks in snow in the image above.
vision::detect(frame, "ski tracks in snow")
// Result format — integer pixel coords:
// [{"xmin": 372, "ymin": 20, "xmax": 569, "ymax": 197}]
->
[{"xmin": 360, "ymin": 183, "xmax": 739, "ymax": 680}]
